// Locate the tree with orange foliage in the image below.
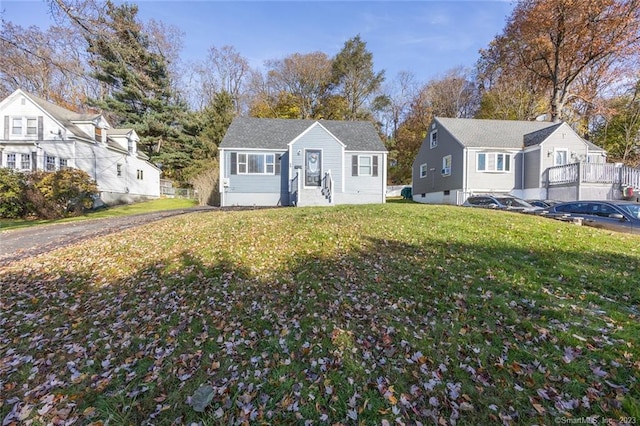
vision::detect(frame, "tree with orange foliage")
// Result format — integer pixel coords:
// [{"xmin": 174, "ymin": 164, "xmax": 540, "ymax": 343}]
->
[{"xmin": 480, "ymin": 0, "xmax": 640, "ymax": 123}]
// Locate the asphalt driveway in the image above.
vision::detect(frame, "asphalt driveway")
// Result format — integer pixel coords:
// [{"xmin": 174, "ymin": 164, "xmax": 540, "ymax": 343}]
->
[{"xmin": 0, "ymin": 207, "xmax": 218, "ymax": 266}]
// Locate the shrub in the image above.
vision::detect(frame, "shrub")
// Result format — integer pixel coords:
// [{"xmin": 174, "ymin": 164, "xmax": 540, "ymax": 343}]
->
[
  {"xmin": 0, "ymin": 168, "xmax": 27, "ymax": 218},
  {"xmin": 33, "ymin": 169, "xmax": 99, "ymax": 217},
  {"xmin": 189, "ymin": 159, "xmax": 220, "ymax": 206}
]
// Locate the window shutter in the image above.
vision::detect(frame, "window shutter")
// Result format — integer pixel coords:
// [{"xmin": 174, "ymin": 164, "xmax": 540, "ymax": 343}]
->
[
  {"xmin": 31, "ymin": 151, "xmax": 37, "ymax": 170},
  {"xmin": 0, "ymin": 149, "xmax": 3, "ymax": 167},
  {"xmin": 37, "ymin": 116, "xmax": 44, "ymax": 140},
  {"xmin": 372, "ymin": 156, "xmax": 378, "ymax": 177},
  {"xmin": 275, "ymin": 153, "xmax": 281, "ymax": 175},
  {"xmin": 230, "ymin": 152, "xmax": 237, "ymax": 175},
  {"xmin": 352, "ymin": 155, "xmax": 358, "ymax": 176},
  {"xmin": 3, "ymin": 116, "xmax": 8, "ymax": 139}
]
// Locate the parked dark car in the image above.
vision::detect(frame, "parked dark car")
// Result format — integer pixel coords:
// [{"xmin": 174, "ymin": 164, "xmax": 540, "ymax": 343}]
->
[
  {"xmin": 548, "ymin": 200, "xmax": 640, "ymax": 234},
  {"xmin": 463, "ymin": 194, "xmax": 544, "ymax": 213},
  {"xmin": 526, "ymin": 199, "xmax": 560, "ymax": 209}
]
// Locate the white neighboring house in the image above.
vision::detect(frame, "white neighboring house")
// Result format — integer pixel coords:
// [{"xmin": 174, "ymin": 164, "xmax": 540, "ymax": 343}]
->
[{"xmin": 0, "ymin": 89, "xmax": 160, "ymax": 205}]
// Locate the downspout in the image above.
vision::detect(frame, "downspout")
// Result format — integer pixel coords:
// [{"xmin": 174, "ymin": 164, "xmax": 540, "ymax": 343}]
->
[
  {"xmin": 91, "ymin": 145, "xmax": 97, "ymax": 181},
  {"xmin": 382, "ymin": 152, "xmax": 388, "ymax": 203},
  {"xmin": 219, "ymin": 148, "xmax": 225, "ymax": 207},
  {"xmin": 521, "ymin": 149, "xmax": 524, "ymax": 195},
  {"xmin": 462, "ymin": 147, "xmax": 468, "ymax": 205}
]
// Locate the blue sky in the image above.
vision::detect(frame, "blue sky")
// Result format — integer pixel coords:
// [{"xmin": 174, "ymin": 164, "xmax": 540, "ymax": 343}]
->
[{"xmin": 1, "ymin": 0, "xmax": 514, "ymax": 84}]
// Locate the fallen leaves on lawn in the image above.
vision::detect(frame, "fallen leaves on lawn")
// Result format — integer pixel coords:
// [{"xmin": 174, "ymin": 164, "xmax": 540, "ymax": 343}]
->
[{"xmin": 1, "ymin": 205, "xmax": 638, "ymax": 425}]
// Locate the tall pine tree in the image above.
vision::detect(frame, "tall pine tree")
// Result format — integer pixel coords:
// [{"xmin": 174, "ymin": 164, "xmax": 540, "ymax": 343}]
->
[{"xmin": 85, "ymin": 1, "xmax": 186, "ymax": 160}]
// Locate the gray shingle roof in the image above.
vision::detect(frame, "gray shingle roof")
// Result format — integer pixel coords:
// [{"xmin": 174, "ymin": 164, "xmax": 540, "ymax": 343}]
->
[
  {"xmin": 523, "ymin": 123, "xmax": 564, "ymax": 147},
  {"xmin": 220, "ymin": 117, "xmax": 386, "ymax": 152},
  {"xmin": 22, "ymin": 91, "xmax": 100, "ymax": 140},
  {"xmin": 436, "ymin": 117, "xmax": 559, "ymax": 148}
]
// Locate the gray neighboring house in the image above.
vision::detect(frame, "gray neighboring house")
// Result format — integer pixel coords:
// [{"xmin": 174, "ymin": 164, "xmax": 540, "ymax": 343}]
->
[
  {"xmin": 219, "ymin": 117, "xmax": 388, "ymax": 207},
  {"xmin": 410, "ymin": 117, "xmax": 640, "ymax": 205}
]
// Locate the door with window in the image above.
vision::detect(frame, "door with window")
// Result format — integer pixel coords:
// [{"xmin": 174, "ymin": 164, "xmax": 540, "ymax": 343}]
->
[
  {"xmin": 305, "ymin": 150, "xmax": 321, "ymax": 187},
  {"xmin": 554, "ymin": 149, "xmax": 569, "ymax": 166}
]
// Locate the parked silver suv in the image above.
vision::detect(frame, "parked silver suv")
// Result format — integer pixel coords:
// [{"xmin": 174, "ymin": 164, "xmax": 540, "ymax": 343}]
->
[{"xmin": 548, "ymin": 200, "xmax": 640, "ymax": 234}]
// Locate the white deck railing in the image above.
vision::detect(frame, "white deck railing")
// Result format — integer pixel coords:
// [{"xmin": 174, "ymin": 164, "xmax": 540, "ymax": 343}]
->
[{"xmin": 547, "ymin": 163, "xmax": 640, "ymax": 188}]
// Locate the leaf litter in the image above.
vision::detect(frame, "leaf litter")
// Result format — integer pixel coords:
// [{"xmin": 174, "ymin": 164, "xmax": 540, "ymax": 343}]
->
[{"xmin": 1, "ymin": 204, "xmax": 639, "ymax": 425}]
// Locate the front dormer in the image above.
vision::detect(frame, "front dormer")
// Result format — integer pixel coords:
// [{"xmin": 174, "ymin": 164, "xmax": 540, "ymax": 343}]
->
[
  {"xmin": 127, "ymin": 134, "xmax": 137, "ymax": 154},
  {"xmin": 106, "ymin": 128, "xmax": 139, "ymax": 155},
  {"xmin": 93, "ymin": 115, "xmax": 110, "ymax": 144}
]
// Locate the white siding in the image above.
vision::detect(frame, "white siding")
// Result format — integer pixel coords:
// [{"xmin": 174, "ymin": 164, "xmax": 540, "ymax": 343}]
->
[{"xmin": 0, "ymin": 90, "xmax": 160, "ymax": 205}]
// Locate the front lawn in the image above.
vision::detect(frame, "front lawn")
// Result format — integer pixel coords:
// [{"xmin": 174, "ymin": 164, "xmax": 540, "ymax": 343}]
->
[{"xmin": 1, "ymin": 204, "xmax": 638, "ymax": 424}]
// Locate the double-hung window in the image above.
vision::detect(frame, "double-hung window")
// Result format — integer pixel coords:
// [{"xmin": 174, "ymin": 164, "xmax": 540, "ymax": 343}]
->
[
  {"xmin": 26, "ymin": 118, "xmax": 37, "ymax": 135},
  {"xmin": 430, "ymin": 130, "xmax": 438, "ymax": 149},
  {"xmin": 442, "ymin": 155, "xmax": 452, "ymax": 176},
  {"xmin": 351, "ymin": 155, "xmax": 379, "ymax": 177},
  {"xmin": 59, "ymin": 158, "xmax": 68, "ymax": 169},
  {"xmin": 10, "ymin": 117, "xmax": 38, "ymax": 137},
  {"xmin": 20, "ymin": 154, "xmax": 31, "ymax": 170},
  {"xmin": 359, "ymin": 155, "xmax": 372, "ymax": 176},
  {"xmin": 45, "ymin": 155, "xmax": 56, "ymax": 171},
  {"xmin": 419, "ymin": 163, "xmax": 428, "ymax": 178},
  {"xmin": 477, "ymin": 152, "xmax": 511, "ymax": 172},
  {"xmin": 11, "ymin": 118, "xmax": 22, "ymax": 135},
  {"xmin": 6, "ymin": 153, "xmax": 16, "ymax": 169}
]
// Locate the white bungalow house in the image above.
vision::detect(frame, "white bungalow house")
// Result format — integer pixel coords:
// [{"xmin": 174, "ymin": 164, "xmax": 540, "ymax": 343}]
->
[
  {"xmin": 412, "ymin": 117, "xmax": 640, "ymax": 204},
  {"xmin": 0, "ymin": 89, "xmax": 160, "ymax": 205}
]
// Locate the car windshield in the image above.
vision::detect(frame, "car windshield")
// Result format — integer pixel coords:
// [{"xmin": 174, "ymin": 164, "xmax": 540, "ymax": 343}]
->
[
  {"xmin": 617, "ymin": 204, "xmax": 640, "ymax": 219},
  {"xmin": 495, "ymin": 197, "xmax": 532, "ymax": 208}
]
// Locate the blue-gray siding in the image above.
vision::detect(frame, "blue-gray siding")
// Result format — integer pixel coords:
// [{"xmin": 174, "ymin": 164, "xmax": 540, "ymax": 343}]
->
[
  {"xmin": 290, "ymin": 125, "xmax": 344, "ymax": 191},
  {"xmin": 223, "ymin": 149, "xmax": 287, "ymax": 195}
]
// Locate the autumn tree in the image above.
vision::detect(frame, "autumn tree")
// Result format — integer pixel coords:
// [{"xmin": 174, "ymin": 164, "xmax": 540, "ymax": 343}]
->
[
  {"xmin": 0, "ymin": 22, "xmax": 93, "ymax": 103},
  {"xmin": 265, "ymin": 52, "xmax": 333, "ymax": 119},
  {"xmin": 423, "ymin": 67, "xmax": 479, "ymax": 119},
  {"xmin": 480, "ymin": 0, "xmax": 640, "ymax": 122},
  {"xmin": 592, "ymin": 77, "xmax": 640, "ymax": 166},
  {"xmin": 331, "ymin": 35, "xmax": 385, "ymax": 120},
  {"xmin": 192, "ymin": 45, "xmax": 250, "ymax": 112},
  {"xmin": 475, "ymin": 78, "xmax": 548, "ymax": 120},
  {"xmin": 375, "ymin": 71, "xmax": 418, "ymax": 140},
  {"xmin": 389, "ymin": 85, "xmax": 433, "ymax": 184}
]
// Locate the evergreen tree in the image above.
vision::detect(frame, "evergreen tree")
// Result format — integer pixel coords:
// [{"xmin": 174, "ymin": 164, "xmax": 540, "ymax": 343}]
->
[
  {"xmin": 331, "ymin": 35, "xmax": 385, "ymax": 120},
  {"xmin": 85, "ymin": 1, "xmax": 186, "ymax": 160}
]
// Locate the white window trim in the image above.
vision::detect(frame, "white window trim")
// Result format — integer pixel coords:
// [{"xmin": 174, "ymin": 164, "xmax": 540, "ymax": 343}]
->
[
  {"xmin": 237, "ymin": 153, "xmax": 276, "ymax": 175},
  {"xmin": 429, "ymin": 130, "xmax": 438, "ymax": 149},
  {"xmin": 10, "ymin": 116, "xmax": 38, "ymax": 138},
  {"xmin": 358, "ymin": 155, "xmax": 373, "ymax": 176},
  {"xmin": 6, "ymin": 153, "xmax": 16, "ymax": 169},
  {"xmin": 554, "ymin": 149, "xmax": 569, "ymax": 166},
  {"xmin": 419, "ymin": 163, "xmax": 428, "ymax": 178},
  {"xmin": 20, "ymin": 153, "xmax": 31, "ymax": 170},
  {"xmin": 476, "ymin": 152, "xmax": 512, "ymax": 173},
  {"xmin": 442, "ymin": 155, "xmax": 451, "ymax": 176},
  {"xmin": 45, "ymin": 155, "xmax": 56, "ymax": 171}
]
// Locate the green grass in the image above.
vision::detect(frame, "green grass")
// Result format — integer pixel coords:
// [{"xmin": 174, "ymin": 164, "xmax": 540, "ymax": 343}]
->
[
  {"xmin": 1, "ymin": 203, "xmax": 639, "ymax": 425},
  {"xmin": 0, "ymin": 197, "xmax": 197, "ymax": 231}
]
